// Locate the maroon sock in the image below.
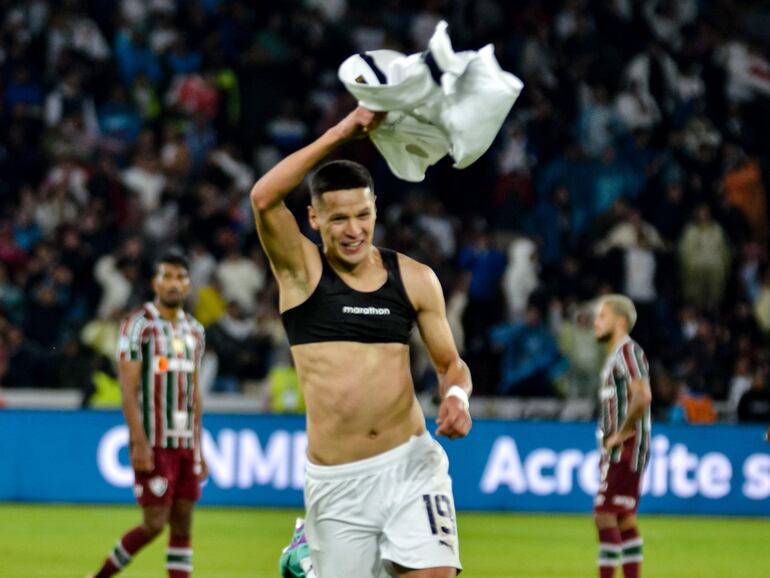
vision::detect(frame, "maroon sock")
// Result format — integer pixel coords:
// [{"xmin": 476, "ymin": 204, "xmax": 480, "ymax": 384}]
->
[
  {"xmin": 598, "ymin": 527, "xmax": 622, "ymax": 578},
  {"xmin": 167, "ymin": 534, "xmax": 193, "ymax": 577},
  {"xmin": 620, "ymin": 527, "xmax": 642, "ymax": 578},
  {"xmin": 94, "ymin": 526, "xmax": 153, "ymax": 577}
]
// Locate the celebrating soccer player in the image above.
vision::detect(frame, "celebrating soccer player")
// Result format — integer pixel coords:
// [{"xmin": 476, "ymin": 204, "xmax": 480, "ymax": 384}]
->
[
  {"xmin": 251, "ymin": 106, "xmax": 472, "ymax": 578},
  {"xmin": 593, "ymin": 295, "xmax": 652, "ymax": 578},
  {"xmin": 89, "ymin": 251, "xmax": 206, "ymax": 578}
]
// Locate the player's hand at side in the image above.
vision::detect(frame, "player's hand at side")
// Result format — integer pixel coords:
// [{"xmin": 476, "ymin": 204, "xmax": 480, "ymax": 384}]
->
[
  {"xmin": 195, "ymin": 457, "xmax": 208, "ymax": 481},
  {"xmin": 333, "ymin": 106, "xmax": 387, "ymax": 142},
  {"xmin": 130, "ymin": 439, "xmax": 154, "ymax": 472},
  {"xmin": 603, "ymin": 432, "xmax": 625, "ymax": 452},
  {"xmin": 436, "ymin": 396, "xmax": 472, "ymax": 440}
]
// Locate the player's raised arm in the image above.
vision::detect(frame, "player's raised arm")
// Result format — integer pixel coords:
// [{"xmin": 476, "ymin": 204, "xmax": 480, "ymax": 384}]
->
[
  {"xmin": 406, "ymin": 258, "xmax": 473, "ymax": 440},
  {"xmin": 249, "ymin": 107, "xmax": 384, "ymax": 280}
]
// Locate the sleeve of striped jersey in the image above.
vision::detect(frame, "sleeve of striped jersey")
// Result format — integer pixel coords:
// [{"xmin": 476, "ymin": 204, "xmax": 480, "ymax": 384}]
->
[
  {"xmin": 189, "ymin": 317, "xmax": 206, "ymax": 366},
  {"xmin": 196, "ymin": 327, "xmax": 206, "ymax": 365},
  {"xmin": 621, "ymin": 343, "xmax": 649, "ymax": 381},
  {"xmin": 118, "ymin": 315, "xmax": 148, "ymax": 361}
]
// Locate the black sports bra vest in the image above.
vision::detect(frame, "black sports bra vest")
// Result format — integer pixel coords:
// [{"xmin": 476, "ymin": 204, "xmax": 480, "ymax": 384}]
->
[{"xmin": 281, "ymin": 247, "xmax": 416, "ymax": 346}]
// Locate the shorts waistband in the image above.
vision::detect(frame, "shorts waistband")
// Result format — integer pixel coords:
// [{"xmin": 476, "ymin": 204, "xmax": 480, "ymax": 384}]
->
[{"xmin": 305, "ymin": 432, "xmax": 433, "ymax": 481}]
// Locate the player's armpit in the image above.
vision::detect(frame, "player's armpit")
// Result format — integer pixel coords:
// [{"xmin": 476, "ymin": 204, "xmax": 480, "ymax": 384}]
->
[{"xmin": 252, "ymin": 202, "xmax": 314, "ymax": 283}]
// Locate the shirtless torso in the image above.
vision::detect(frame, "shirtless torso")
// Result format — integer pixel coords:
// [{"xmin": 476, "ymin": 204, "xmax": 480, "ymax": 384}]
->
[{"xmin": 250, "ymin": 108, "xmax": 472, "ymax": 465}]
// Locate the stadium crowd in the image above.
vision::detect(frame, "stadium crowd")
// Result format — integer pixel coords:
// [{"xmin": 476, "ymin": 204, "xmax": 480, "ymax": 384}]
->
[{"xmin": 0, "ymin": 0, "xmax": 769, "ymax": 424}]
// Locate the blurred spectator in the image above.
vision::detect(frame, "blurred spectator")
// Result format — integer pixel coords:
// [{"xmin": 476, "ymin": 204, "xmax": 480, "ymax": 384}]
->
[
  {"xmin": 576, "ymin": 86, "xmax": 623, "ymax": 158},
  {"xmin": 57, "ymin": 337, "xmax": 93, "ymax": 393},
  {"xmin": 595, "ymin": 208, "xmax": 665, "ymax": 255},
  {"xmin": 98, "ymin": 84, "xmax": 142, "ymax": 150},
  {"xmin": 5, "ymin": 326, "xmax": 46, "ymax": 388},
  {"xmin": 4, "ymin": 66, "xmax": 44, "ymax": 119},
  {"xmin": 43, "ymin": 69, "xmax": 99, "ymax": 134},
  {"xmin": 216, "ymin": 246, "xmax": 265, "ymax": 314},
  {"xmin": 615, "ymin": 79, "xmax": 661, "ymax": 132},
  {"xmin": 459, "ymin": 229, "xmax": 506, "ymax": 354},
  {"xmin": 121, "ymin": 140, "xmax": 166, "ymax": 212},
  {"xmin": 491, "ymin": 304, "xmax": 563, "ymax": 397},
  {"xmin": 0, "ymin": 264, "xmax": 25, "ymax": 324},
  {"xmin": 670, "ymin": 383, "xmax": 717, "ymax": 424},
  {"xmin": 651, "ymin": 181, "xmax": 689, "ymax": 242},
  {"xmin": 728, "ymin": 356, "xmax": 754, "ymax": 413},
  {"xmin": 502, "ymin": 237, "xmax": 539, "ymax": 322},
  {"xmin": 81, "ymin": 307, "xmax": 124, "ymax": 363},
  {"xmin": 93, "ymin": 237, "xmax": 145, "ymax": 319},
  {"xmin": 525, "ymin": 186, "xmax": 564, "ymax": 275},
  {"xmin": 721, "ymin": 147, "xmax": 768, "ymax": 244},
  {"xmin": 557, "ymin": 305, "xmax": 603, "ymax": 398},
  {"xmin": 0, "ymin": 221, "xmax": 28, "ymax": 273},
  {"xmin": 207, "ymin": 301, "xmax": 272, "ymax": 393},
  {"xmin": 113, "ymin": 27, "xmax": 161, "ymax": 85},
  {"xmin": 737, "ymin": 371, "xmax": 770, "ymax": 423},
  {"xmin": 166, "ymin": 72, "xmax": 219, "ymax": 120},
  {"xmin": 623, "ymin": 230, "xmax": 659, "ymax": 349},
  {"xmin": 754, "ymin": 271, "xmax": 770, "ymax": 335},
  {"xmin": 678, "ymin": 204, "xmax": 731, "ymax": 312}
]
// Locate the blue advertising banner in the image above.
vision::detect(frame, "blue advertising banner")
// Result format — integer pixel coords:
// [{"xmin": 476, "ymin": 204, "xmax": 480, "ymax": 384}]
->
[{"xmin": 0, "ymin": 410, "xmax": 768, "ymax": 515}]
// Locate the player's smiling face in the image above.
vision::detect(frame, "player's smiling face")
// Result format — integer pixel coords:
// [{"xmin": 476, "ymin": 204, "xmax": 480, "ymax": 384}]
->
[
  {"xmin": 153, "ymin": 263, "xmax": 191, "ymax": 309},
  {"xmin": 594, "ymin": 303, "xmax": 616, "ymax": 343},
  {"xmin": 309, "ymin": 187, "xmax": 376, "ymax": 268}
]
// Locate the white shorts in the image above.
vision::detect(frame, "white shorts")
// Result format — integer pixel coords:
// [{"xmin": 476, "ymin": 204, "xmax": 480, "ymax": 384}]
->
[{"xmin": 304, "ymin": 432, "xmax": 461, "ymax": 578}]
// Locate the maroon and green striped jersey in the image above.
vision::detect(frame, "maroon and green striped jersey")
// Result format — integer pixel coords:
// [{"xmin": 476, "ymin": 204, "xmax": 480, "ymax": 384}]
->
[
  {"xmin": 118, "ymin": 303, "xmax": 205, "ymax": 449},
  {"xmin": 598, "ymin": 336, "xmax": 652, "ymax": 471}
]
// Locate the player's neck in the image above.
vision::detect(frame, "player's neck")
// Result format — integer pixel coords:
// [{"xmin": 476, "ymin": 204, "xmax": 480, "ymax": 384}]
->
[
  {"xmin": 606, "ymin": 331, "xmax": 629, "ymax": 353},
  {"xmin": 325, "ymin": 245, "xmax": 378, "ymax": 277},
  {"xmin": 154, "ymin": 299, "xmax": 181, "ymax": 321}
]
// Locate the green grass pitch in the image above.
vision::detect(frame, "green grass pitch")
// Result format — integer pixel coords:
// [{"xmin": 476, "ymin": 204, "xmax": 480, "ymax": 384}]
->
[{"xmin": 0, "ymin": 504, "xmax": 768, "ymax": 577}]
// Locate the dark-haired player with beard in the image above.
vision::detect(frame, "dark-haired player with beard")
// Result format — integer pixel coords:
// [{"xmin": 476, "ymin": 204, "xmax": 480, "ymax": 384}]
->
[
  {"xmin": 253, "ymin": 106, "xmax": 472, "ymax": 578},
  {"xmin": 593, "ymin": 294, "xmax": 652, "ymax": 578},
  {"xmin": 89, "ymin": 251, "xmax": 206, "ymax": 578}
]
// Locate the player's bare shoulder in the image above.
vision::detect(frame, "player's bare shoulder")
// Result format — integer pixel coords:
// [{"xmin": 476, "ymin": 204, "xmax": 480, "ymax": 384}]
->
[{"xmin": 395, "ymin": 252, "xmax": 443, "ymax": 312}]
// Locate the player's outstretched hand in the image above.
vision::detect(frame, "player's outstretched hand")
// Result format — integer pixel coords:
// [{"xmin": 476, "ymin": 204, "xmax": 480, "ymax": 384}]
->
[
  {"xmin": 333, "ymin": 106, "xmax": 387, "ymax": 142},
  {"xmin": 436, "ymin": 396, "xmax": 472, "ymax": 440},
  {"xmin": 130, "ymin": 440, "xmax": 154, "ymax": 472}
]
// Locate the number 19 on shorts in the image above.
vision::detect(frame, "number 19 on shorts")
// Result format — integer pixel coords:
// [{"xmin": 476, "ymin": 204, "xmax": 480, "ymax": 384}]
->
[{"xmin": 422, "ymin": 494, "xmax": 456, "ymax": 536}]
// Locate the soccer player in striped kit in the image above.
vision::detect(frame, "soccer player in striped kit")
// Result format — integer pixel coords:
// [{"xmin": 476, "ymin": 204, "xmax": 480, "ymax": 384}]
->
[
  {"xmin": 593, "ymin": 294, "xmax": 652, "ymax": 578},
  {"xmin": 90, "ymin": 251, "xmax": 206, "ymax": 578}
]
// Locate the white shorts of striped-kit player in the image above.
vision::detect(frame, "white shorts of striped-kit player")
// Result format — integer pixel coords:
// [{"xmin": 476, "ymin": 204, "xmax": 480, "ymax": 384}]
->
[{"xmin": 304, "ymin": 432, "xmax": 461, "ymax": 578}]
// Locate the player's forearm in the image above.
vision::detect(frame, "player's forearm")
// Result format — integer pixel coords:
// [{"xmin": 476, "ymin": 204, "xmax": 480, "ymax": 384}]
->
[
  {"xmin": 438, "ymin": 358, "xmax": 473, "ymax": 400},
  {"xmin": 194, "ymin": 387, "xmax": 203, "ymax": 452},
  {"xmin": 250, "ymin": 127, "xmax": 347, "ymax": 211},
  {"xmin": 617, "ymin": 396, "xmax": 650, "ymax": 439},
  {"xmin": 120, "ymin": 384, "xmax": 148, "ymax": 443}
]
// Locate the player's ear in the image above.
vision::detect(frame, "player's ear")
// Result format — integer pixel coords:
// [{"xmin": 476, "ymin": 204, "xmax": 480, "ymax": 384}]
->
[{"xmin": 308, "ymin": 205, "xmax": 320, "ymax": 231}]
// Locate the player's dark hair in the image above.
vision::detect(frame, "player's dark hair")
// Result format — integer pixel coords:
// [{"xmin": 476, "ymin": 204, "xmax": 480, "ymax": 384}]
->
[
  {"xmin": 154, "ymin": 249, "xmax": 190, "ymax": 274},
  {"xmin": 309, "ymin": 160, "xmax": 374, "ymax": 201}
]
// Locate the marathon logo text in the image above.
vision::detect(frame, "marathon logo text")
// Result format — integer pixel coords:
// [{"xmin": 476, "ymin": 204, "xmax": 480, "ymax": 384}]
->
[{"xmin": 342, "ymin": 306, "xmax": 391, "ymax": 315}]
